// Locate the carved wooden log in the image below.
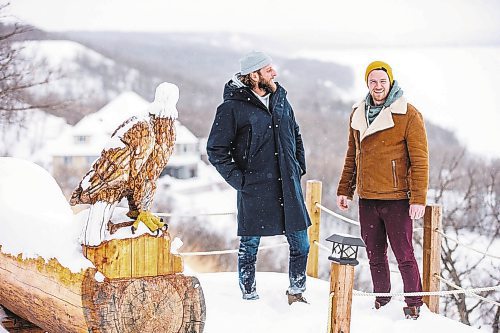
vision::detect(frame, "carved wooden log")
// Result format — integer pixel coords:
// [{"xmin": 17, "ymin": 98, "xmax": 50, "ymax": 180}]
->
[
  {"xmin": 1, "ymin": 308, "xmax": 45, "ymax": 333},
  {"xmin": 0, "ymin": 232, "xmax": 205, "ymax": 332}
]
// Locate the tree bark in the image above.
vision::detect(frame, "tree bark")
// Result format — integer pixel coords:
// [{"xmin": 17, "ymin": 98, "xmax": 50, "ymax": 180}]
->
[{"xmin": 0, "ymin": 232, "xmax": 205, "ymax": 332}]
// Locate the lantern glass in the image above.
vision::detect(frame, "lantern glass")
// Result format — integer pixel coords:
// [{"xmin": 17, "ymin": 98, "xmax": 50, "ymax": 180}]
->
[
  {"xmin": 330, "ymin": 242, "xmax": 342, "ymax": 260},
  {"xmin": 326, "ymin": 233, "xmax": 366, "ymax": 266}
]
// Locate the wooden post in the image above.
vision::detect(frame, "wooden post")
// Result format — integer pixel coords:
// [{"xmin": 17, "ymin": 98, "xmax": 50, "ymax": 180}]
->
[
  {"xmin": 306, "ymin": 180, "xmax": 322, "ymax": 278},
  {"xmin": 328, "ymin": 262, "xmax": 355, "ymax": 333},
  {"xmin": 422, "ymin": 204, "xmax": 442, "ymax": 314}
]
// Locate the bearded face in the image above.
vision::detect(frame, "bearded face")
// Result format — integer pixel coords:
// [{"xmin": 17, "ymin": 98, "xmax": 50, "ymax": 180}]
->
[{"xmin": 257, "ymin": 70, "xmax": 277, "ymax": 94}]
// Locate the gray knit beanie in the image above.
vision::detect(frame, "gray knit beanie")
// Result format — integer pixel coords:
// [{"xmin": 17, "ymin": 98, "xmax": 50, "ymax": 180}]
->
[{"xmin": 239, "ymin": 51, "xmax": 272, "ymax": 75}]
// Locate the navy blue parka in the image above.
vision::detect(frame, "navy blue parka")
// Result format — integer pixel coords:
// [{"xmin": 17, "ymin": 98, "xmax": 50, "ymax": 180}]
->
[{"xmin": 206, "ymin": 79, "xmax": 311, "ymax": 236}]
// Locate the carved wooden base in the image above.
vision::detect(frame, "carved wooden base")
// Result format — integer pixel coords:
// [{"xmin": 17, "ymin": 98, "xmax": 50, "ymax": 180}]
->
[
  {"xmin": 1, "ymin": 308, "xmax": 44, "ymax": 333},
  {"xmin": 82, "ymin": 270, "xmax": 205, "ymax": 333},
  {"xmin": 0, "ymin": 232, "xmax": 205, "ymax": 332}
]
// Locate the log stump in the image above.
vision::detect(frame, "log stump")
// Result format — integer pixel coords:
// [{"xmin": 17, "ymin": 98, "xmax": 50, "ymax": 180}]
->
[{"xmin": 0, "ymin": 231, "xmax": 206, "ymax": 332}]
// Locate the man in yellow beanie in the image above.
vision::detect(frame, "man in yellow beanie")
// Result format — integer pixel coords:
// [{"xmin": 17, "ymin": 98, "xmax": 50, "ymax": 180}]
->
[{"xmin": 336, "ymin": 60, "xmax": 429, "ymax": 319}]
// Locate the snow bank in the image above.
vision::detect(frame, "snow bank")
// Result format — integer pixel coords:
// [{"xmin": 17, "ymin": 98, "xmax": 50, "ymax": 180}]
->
[
  {"xmin": 0, "ymin": 157, "xmax": 92, "ymax": 272},
  {"xmin": 197, "ymin": 272, "xmax": 480, "ymax": 333}
]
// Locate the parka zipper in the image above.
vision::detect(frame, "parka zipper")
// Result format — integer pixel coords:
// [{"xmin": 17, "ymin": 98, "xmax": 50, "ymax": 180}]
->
[
  {"xmin": 243, "ymin": 127, "xmax": 251, "ymax": 163},
  {"xmin": 357, "ymin": 150, "xmax": 362, "ymax": 190},
  {"xmin": 391, "ymin": 160, "xmax": 398, "ymax": 188}
]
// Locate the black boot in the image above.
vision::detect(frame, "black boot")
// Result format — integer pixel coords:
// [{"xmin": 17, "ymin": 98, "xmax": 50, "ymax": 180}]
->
[
  {"xmin": 403, "ymin": 306, "xmax": 420, "ymax": 319},
  {"xmin": 286, "ymin": 291, "xmax": 309, "ymax": 305}
]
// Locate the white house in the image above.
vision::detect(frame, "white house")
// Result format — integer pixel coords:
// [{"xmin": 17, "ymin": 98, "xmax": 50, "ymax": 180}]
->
[{"xmin": 49, "ymin": 91, "xmax": 202, "ymax": 182}]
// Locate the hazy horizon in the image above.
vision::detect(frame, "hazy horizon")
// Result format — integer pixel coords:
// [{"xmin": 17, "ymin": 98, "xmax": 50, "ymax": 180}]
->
[
  {"xmin": 4, "ymin": 0, "xmax": 500, "ymax": 158},
  {"xmin": 6, "ymin": 0, "xmax": 500, "ymax": 48}
]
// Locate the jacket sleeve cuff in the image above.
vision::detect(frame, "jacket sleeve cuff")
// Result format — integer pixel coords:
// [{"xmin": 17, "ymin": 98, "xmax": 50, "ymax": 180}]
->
[
  {"xmin": 409, "ymin": 194, "xmax": 426, "ymax": 206},
  {"xmin": 337, "ymin": 188, "xmax": 354, "ymax": 200},
  {"xmin": 226, "ymin": 169, "xmax": 244, "ymax": 191}
]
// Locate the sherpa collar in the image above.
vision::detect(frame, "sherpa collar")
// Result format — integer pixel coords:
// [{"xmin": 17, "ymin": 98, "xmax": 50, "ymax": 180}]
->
[{"xmin": 351, "ymin": 96, "xmax": 408, "ymax": 141}]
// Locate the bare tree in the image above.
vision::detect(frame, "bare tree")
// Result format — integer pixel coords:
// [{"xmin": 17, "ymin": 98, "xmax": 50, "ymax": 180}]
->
[
  {"xmin": 429, "ymin": 150, "xmax": 500, "ymax": 330},
  {"xmin": 0, "ymin": 3, "xmax": 58, "ymax": 125}
]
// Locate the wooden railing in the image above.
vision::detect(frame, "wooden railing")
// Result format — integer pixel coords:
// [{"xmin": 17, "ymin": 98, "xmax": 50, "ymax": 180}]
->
[{"xmin": 304, "ymin": 180, "xmax": 443, "ymax": 333}]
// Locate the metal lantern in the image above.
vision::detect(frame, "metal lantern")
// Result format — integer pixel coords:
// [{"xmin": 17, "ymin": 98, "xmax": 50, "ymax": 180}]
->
[{"xmin": 326, "ymin": 233, "xmax": 366, "ymax": 266}]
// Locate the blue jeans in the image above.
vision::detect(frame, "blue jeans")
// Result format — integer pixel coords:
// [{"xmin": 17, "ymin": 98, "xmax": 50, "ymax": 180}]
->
[{"xmin": 238, "ymin": 229, "xmax": 310, "ymax": 297}]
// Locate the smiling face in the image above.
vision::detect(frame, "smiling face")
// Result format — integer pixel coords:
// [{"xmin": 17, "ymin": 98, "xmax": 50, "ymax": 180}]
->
[
  {"xmin": 250, "ymin": 64, "xmax": 277, "ymax": 95},
  {"xmin": 367, "ymin": 69, "xmax": 391, "ymax": 106}
]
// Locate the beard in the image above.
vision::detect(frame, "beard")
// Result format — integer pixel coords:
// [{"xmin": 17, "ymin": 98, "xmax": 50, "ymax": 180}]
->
[
  {"xmin": 370, "ymin": 90, "xmax": 388, "ymax": 105},
  {"xmin": 257, "ymin": 74, "xmax": 277, "ymax": 94}
]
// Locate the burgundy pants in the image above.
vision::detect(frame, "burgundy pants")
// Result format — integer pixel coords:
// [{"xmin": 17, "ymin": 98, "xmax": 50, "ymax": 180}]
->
[{"xmin": 359, "ymin": 199, "xmax": 423, "ymax": 307}]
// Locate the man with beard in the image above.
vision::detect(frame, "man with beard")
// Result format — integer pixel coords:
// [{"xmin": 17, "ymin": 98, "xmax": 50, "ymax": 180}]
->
[
  {"xmin": 207, "ymin": 51, "xmax": 311, "ymax": 304},
  {"xmin": 336, "ymin": 61, "xmax": 429, "ymax": 319}
]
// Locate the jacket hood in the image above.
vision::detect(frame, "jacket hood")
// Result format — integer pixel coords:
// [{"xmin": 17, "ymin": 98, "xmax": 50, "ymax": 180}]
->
[
  {"xmin": 222, "ymin": 74, "xmax": 252, "ymax": 102},
  {"xmin": 222, "ymin": 74, "xmax": 285, "ymax": 108}
]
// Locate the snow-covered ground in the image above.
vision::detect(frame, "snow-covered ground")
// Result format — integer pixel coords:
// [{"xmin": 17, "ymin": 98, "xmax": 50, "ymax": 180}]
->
[
  {"xmin": 0, "ymin": 270, "xmax": 482, "ymax": 333},
  {"xmin": 0, "ymin": 157, "xmax": 485, "ymax": 332},
  {"xmin": 296, "ymin": 46, "xmax": 500, "ymax": 159},
  {"xmin": 194, "ymin": 271, "xmax": 480, "ymax": 333}
]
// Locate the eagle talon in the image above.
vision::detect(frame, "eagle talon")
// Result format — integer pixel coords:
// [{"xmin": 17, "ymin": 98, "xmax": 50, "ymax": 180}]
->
[{"xmin": 131, "ymin": 211, "xmax": 165, "ymax": 234}]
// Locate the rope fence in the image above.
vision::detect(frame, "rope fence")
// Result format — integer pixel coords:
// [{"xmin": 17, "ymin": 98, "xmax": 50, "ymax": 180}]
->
[
  {"xmin": 156, "ymin": 181, "xmax": 500, "ymax": 324},
  {"xmin": 315, "ymin": 203, "xmax": 360, "ymax": 226},
  {"xmin": 315, "ymin": 202, "xmax": 499, "ymax": 260},
  {"xmin": 306, "ymin": 181, "xmax": 500, "ymax": 324},
  {"xmin": 436, "ymin": 230, "xmax": 500, "ymax": 260},
  {"xmin": 435, "ymin": 275, "xmax": 500, "ymax": 307},
  {"xmin": 314, "ymin": 241, "xmax": 499, "ymax": 299},
  {"xmin": 178, "ymin": 242, "xmax": 288, "ymax": 257},
  {"xmin": 352, "ymin": 284, "xmax": 500, "ymax": 297},
  {"xmin": 155, "ymin": 211, "xmax": 236, "ymax": 218}
]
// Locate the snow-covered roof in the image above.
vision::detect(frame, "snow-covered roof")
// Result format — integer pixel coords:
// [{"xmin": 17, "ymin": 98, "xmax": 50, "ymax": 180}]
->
[
  {"xmin": 73, "ymin": 91, "xmax": 149, "ymax": 136},
  {"xmin": 167, "ymin": 155, "xmax": 200, "ymax": 167},
  {"xmin": 0, "ymin": 109, "xmax": 71, "ymax": 163},
  {"xmin": 49, "ymin": 91, "xmax": 199, "ymax": 156},
  {"xmin": 175, "ymin": 122, "xmax": 198, "ymax": 144}
]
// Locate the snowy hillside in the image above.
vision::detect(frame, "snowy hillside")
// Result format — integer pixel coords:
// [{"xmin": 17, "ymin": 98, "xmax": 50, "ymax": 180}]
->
[
  {"xmin": 296, "ymin": 46, "xmax": 500, "ymax": 158},
  {"xmin": 18, "ymin": 40, "xmax": 144, "ymax": 122},
  {"xmin": 21, "ymin": 40, "xmax": 140, "ymax": 96}
]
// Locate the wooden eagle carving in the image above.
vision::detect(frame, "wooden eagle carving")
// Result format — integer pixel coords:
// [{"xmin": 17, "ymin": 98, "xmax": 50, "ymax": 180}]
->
[{"xmin": 70, "ymin": 82, "xmax": 178, "ymax": 246}]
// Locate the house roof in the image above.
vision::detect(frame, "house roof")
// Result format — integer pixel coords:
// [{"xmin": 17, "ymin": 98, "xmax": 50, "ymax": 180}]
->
[
  {"xmin": 49, "ymin": 91, "xmax": 199, "ymax": 156},
  {"xmin": 72, "ymin": 91, "xmax": 149, "ymax": 136}
]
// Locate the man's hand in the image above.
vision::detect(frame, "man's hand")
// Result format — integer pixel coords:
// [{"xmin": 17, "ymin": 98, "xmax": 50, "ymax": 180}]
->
[
  {"xmin": 409, "ymin": 204, "xmax": 425, "ymax": 220},
  {"xmin": 337, "ymin": 195, "xmax": 350, "ymax": 211}
]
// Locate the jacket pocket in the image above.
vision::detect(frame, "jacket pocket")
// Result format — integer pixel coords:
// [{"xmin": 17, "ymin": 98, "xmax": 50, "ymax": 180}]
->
[
  {"xmin": 233, "ymin": 126, "xmax": 252, "ymax": 170},
  {"xmin": 391, "ymin": 160, "xmax": 398, "ymax": 189},
  {"xmin": 243, "ymin": 127, "xmax": 251, "ymax": 163}
]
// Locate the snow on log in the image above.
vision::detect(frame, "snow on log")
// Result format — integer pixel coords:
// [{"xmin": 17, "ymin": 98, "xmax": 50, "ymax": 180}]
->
[
  {"xmin": 0, "ymin": 232, "xmax": 206, "ymax": 333},
  {"xmin": 0, "ymin": 157, "xmax": 206, "ymax": 332}
]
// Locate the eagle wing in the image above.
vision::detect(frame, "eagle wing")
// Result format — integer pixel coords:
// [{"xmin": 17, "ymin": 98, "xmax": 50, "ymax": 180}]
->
[{"xmin": 70, "ymin": 116, "xmax": 155, "ymax": 205}]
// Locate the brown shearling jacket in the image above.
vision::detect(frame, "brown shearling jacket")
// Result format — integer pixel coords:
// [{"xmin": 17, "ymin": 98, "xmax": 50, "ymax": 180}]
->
[{"xmin": 337, "ymin": 96, "xmax": 429, "ymax": 205}]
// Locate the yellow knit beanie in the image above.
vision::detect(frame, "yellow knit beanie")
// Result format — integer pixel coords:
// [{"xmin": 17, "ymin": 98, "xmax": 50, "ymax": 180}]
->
[{"xmin": 365, "ymin": 61, "xmax": 393, "ymax": 86}]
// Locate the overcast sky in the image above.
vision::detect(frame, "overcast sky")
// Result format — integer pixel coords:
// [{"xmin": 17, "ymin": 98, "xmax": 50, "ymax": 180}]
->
[
  {"xmin": 6, "ymin": 0, "xmax": 500, "ymax": 46},
  {"xmin": 5, "ymin": 0, "xmax": 500, "ymax": 157}
]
